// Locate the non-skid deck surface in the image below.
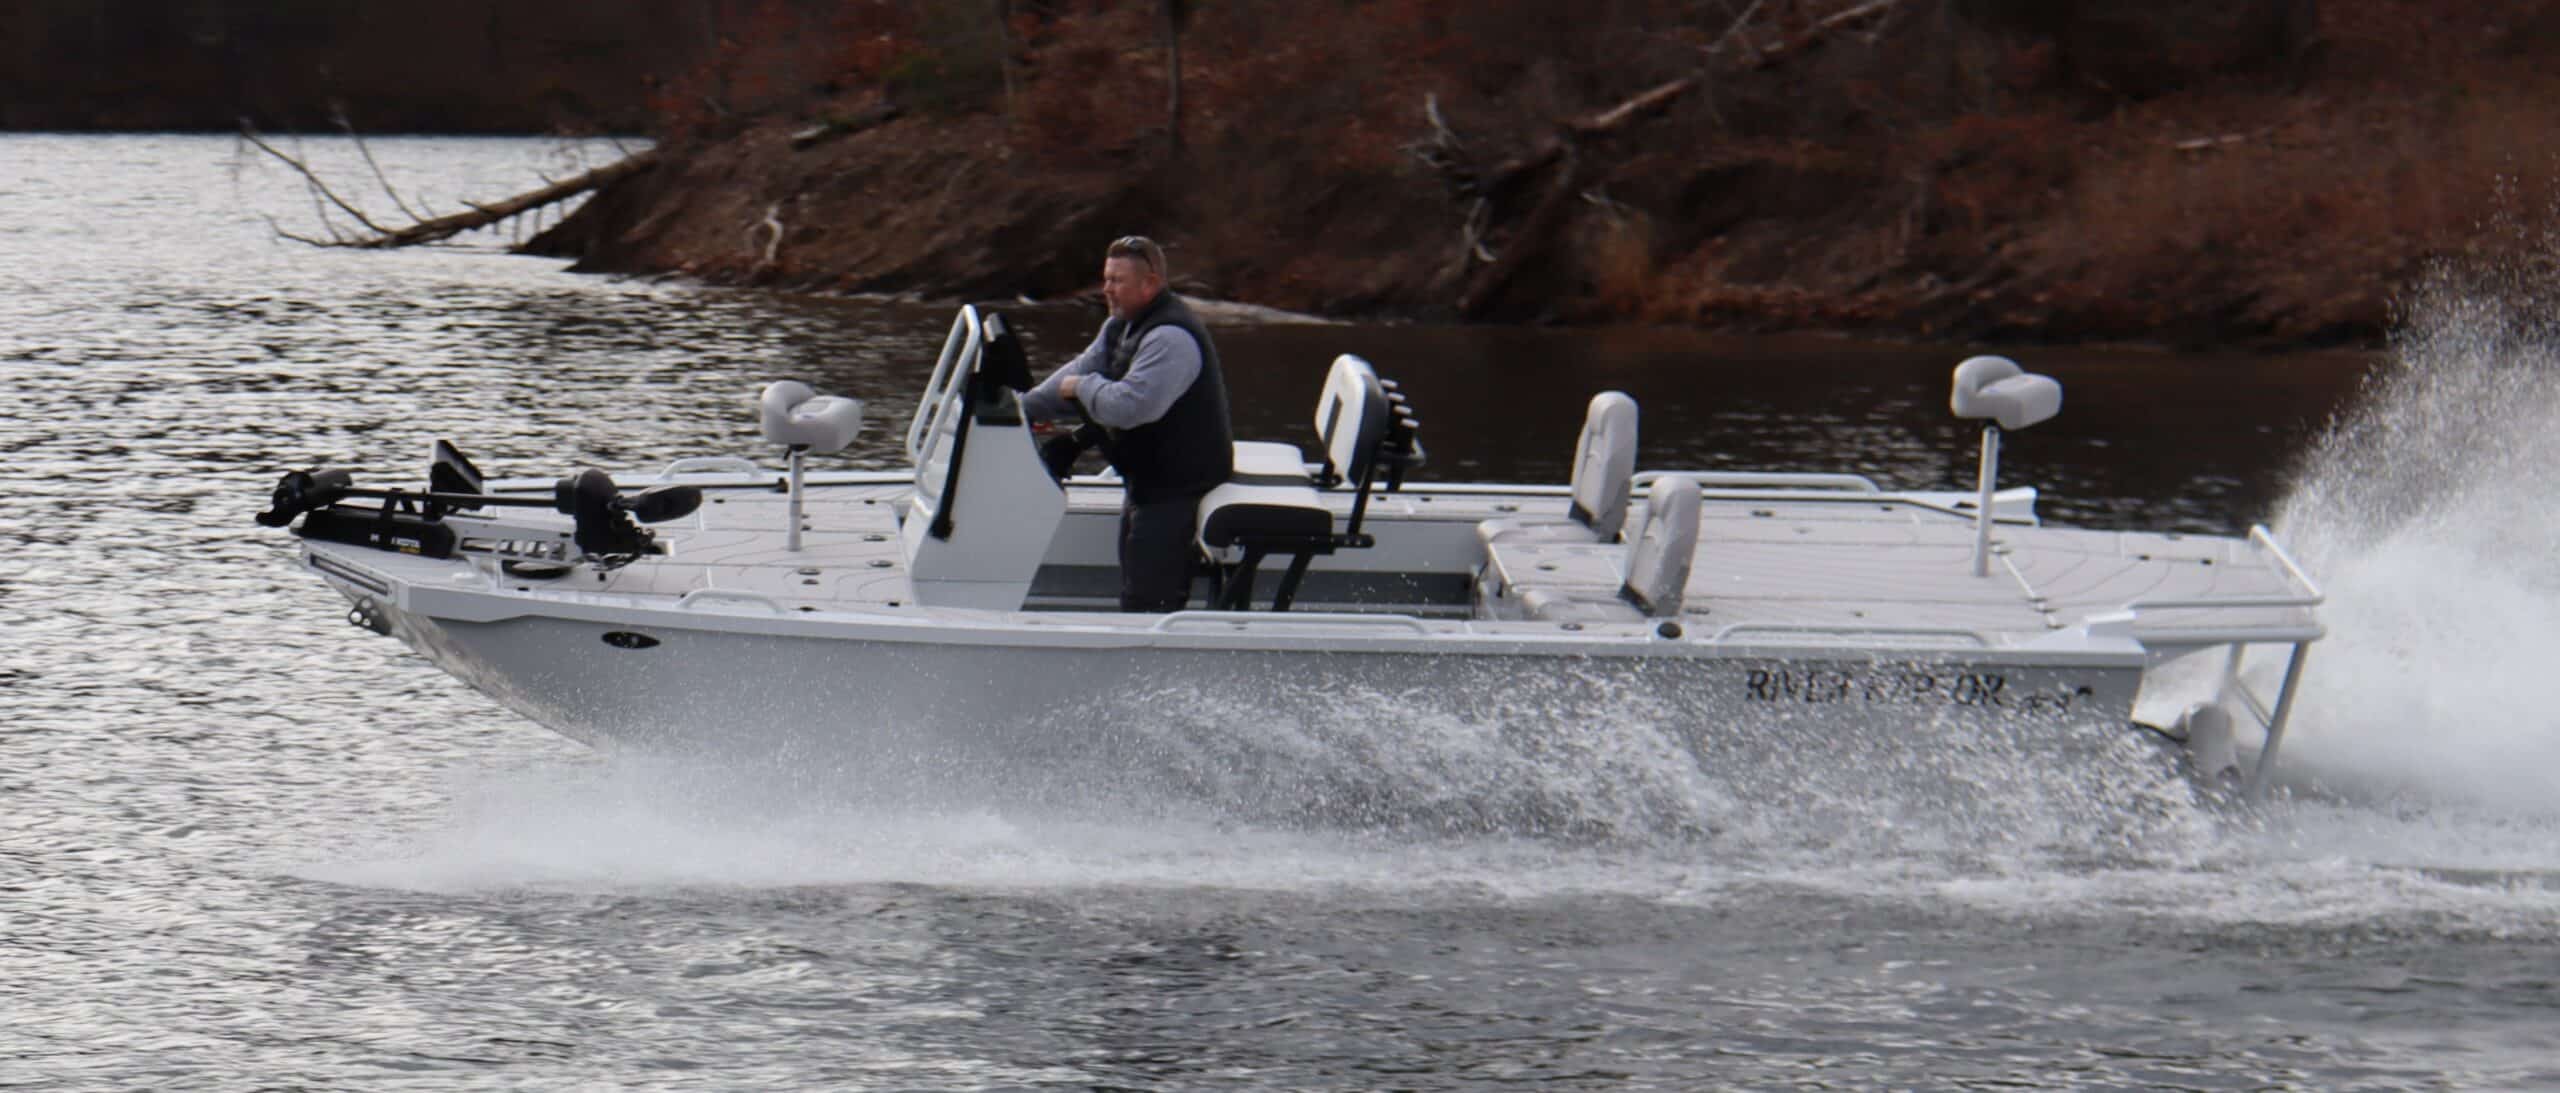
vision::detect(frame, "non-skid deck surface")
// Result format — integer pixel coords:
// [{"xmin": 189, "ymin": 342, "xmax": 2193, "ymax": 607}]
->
[
  {"xmin": 590, "ymin": 482, "xmax": 916, "ymax": 607},
  {"xmin": 1488, "ymin": 498, "xmax": 2318, "ymax": 646},
  {"xmin": 581, "ymin": 479, "xmax": 2315, "ymax": 646}
]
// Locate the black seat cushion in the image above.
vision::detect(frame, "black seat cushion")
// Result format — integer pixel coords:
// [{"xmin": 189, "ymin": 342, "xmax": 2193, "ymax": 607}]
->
[{"xmin": 1201, "ymin": 499, "xmax": 1332, "ymax": 549}]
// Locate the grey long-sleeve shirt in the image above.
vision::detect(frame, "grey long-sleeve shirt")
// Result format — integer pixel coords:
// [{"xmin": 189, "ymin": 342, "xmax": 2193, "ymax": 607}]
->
[{"xmin": 1018, "ymin": 325, "xmax": 1203, "ymax": 428}]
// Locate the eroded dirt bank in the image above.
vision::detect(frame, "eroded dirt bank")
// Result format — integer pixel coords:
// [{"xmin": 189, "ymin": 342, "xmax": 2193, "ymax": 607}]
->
[{"xmin": 526, "ymin": 1, "xmax": 2560, "ymax": 348}]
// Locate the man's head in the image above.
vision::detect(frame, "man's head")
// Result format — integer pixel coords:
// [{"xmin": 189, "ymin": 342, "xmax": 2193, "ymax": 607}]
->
[{"xmin": 1101, "ymin": 235, "xmax": 1168, "ymax": 320}]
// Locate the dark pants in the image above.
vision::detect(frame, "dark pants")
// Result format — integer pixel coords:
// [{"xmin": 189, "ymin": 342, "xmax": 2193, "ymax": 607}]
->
[{"xmin": 1119, "ymin": 490, "xmax": 1206, "ymax": 612}]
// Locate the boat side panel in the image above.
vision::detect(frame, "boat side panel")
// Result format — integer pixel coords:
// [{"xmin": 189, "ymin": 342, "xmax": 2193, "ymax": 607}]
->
[{"xmin": 377, "ymin": 603, "xmax": 2155, "ymax": 832}]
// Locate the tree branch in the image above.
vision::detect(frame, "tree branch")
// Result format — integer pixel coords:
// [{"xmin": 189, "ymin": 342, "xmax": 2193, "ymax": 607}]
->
[
  {"xmin": 1748, "ymin": 0, "xmax": 1915, "ymax": 69},
  {"xmin": 239, "ymin": 121, "xmax": 398, "ymax": 238},
  {"xmin": 1705, "ymin": 0, "xmax": 1769, "ymax": 60},
  {"xmin": 1567, "ymin": 77, "xmax": 1696, "ymax": 137},
  {"xmin": 331, "ymin": 105, "xmax": 427, "ymax": 222}
]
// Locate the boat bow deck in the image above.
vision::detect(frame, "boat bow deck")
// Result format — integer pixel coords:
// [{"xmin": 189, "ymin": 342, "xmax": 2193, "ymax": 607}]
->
[{"xmin": 1670, "ymin": 499, "xmax": 2321, "ymax": 650}]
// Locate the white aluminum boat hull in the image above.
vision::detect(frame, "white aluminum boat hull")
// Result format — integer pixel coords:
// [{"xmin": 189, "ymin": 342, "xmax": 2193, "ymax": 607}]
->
[{"xmin": 335, "ymin": 559, "xmax": 2162, "ymax": 830}]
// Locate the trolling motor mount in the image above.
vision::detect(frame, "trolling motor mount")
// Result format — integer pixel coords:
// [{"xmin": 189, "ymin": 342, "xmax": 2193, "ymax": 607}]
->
[
  {"xmin": 254, "ymin": 445, "xmax": 704, "ymax": 567},
  {"xmin": 553, "ymin": 469, "xmax": 704, "ymax": 559}
]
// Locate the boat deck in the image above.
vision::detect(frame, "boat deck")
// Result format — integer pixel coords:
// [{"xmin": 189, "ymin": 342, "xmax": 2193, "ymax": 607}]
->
[
  {"xmin": 454, "ymin": 469, "xmax": 2324, "ymax": 654},
  {"xmin": 1491, "ymin": 496, "xmax": 2320, "ymax": 648}
]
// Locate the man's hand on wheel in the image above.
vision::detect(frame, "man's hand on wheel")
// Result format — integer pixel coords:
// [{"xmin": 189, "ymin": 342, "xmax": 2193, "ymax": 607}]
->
[{"xmin": 1039, "ymin": 433, "xmax": 1086, "ymax": 481}]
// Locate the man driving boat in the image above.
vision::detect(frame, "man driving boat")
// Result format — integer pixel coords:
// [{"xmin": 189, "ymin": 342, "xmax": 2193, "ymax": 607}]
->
[{"xmin": 1019, "ymin": 235, "xmax": 1235, "ymax": 612}]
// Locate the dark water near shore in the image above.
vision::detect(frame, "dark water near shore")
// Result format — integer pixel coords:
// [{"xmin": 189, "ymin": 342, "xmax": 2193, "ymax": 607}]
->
[{"xmin": 4, "ymin": 134, "xmax": 2558, "ymax": 1090}]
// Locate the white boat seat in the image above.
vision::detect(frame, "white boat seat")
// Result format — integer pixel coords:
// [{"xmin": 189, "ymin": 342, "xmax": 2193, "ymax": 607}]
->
[
  {"xmin": 1198, "ymin": 441, "xmax": 1327, "ymax": 560},
  {"xmin": 1198, "ymin": 357, "xmax": 1422, "ymax": 611},
  {"xmin": 760, "ymin": 380, "xmax": 864, "ymax": 453},
  {"xmin": 1232, "ymin": 440, "xmax": 1312, "ymax": 484},
  {"xmin": 758, "ymin": 380, "xmax": 865, "ymax": 553},
  {"xmin": 1196, "ymin": 489, "xmax": 1330, "ymax": 557},
  {"xmin": 1950, "ymin": 355, "xmax": 2061, "ymax": 431},
  {"xmin": 1476, "ymin": 390, "xmax": 1638, "ymax": 550},
  {"xmin": 1488, "ymin": 475, "xmax": 1699, "ymax": 621}
]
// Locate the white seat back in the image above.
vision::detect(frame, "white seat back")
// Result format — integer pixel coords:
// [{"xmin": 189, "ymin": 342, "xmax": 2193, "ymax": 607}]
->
[
  {"xmin": 1569, "ymin": 391, "xmax": 1638, "ymax": 539},
  {"xmin": 1621, "ymin": 474, "xmax": 1699, "ymax": 617},
  {"xmin": 1314, "ymin": 354, "xmax": 1391, "ymax": 483}
]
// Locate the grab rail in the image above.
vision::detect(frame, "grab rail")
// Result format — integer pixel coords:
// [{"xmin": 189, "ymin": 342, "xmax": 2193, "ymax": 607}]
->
[
  {"xmin": 2125, "ymin": 526, "xmax": 2326, "ymax": 613},
  {"xmin": 659, "ymin": 456, "xmax": 764, "ymax": 477},
  {"xmin": 906, "ymin": 306, "xmax": 983, "ymax": 465},
  {"xmin": 1149, "ymin": 610, "xmax": 1434, "ymax": 634},
  {"xmin": 2249, "ymin": 523, "xmax": 2325, "ymax": 602},
  {"xmin": 1708, "ymin": 622, "xmax": 1993, "ymax": 647},
  {"xmin": 676, "ymin": 588, "xmax": 788, "ymax": 614}
]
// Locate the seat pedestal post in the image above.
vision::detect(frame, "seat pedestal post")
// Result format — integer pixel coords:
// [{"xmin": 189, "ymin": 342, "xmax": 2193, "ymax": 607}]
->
[
  {"xmin": 786, "ymin": 445, "xmax": 808, "ymax": 552},
  {"xmin": 1972, "ymin": 424, "xmax": 2000, "ymax": 578}
]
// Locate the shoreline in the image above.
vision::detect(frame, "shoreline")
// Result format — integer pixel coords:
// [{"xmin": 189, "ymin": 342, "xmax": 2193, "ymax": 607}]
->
[
  {"xmin": 35, "ymin": 2, "xmax": 2541, "ymax": 356},
  {"xmin": 503, "ymin": 3, "xmax": 2560, "ymax": 355}
]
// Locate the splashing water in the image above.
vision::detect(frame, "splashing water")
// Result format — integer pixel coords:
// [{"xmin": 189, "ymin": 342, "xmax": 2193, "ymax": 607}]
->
[
  {"xmin": 307, "ymin": 669, "xmax": 2226, "ymax": 900},
  {"xmin": 2274, "ymin": 264, "xmax": 2560, "ymax": 813}
]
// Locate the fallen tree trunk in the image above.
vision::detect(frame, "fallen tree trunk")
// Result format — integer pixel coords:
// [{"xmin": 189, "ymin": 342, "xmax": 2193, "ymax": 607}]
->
[
  {"xmin": 241, "ymin": 122, "xmax": 661, "ymax": 249},
  {"xmin": 349, "ymin": 149, "xmax": 661, "ymax": 249}
]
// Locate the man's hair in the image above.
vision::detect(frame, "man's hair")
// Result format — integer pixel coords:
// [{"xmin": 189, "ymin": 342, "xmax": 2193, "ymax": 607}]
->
[{"xmin": 1106, "ymin": 235, "xmax": 1168, "ymax": 281}]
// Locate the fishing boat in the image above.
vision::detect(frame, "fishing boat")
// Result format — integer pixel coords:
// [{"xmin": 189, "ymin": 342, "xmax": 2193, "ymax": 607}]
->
[{"xmin": 254, "ymin": 307, "xmax": 2322, "ymax": 804}]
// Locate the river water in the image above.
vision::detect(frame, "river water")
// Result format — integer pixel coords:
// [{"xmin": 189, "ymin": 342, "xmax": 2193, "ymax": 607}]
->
[{"xmin": 3, "ymin": 134, "xmax": 2556, "ymax": 1090}]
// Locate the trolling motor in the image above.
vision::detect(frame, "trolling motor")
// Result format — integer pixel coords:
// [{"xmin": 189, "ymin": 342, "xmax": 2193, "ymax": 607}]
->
[{"xmin": 256, "ymin": 447, "xmax": 703, "ymax": 567}]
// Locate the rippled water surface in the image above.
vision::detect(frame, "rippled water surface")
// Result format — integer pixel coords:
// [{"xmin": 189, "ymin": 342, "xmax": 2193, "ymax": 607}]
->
[{"xmin": 5, "ymin": 134, "xmax": 2558, "ymax": 1090}]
